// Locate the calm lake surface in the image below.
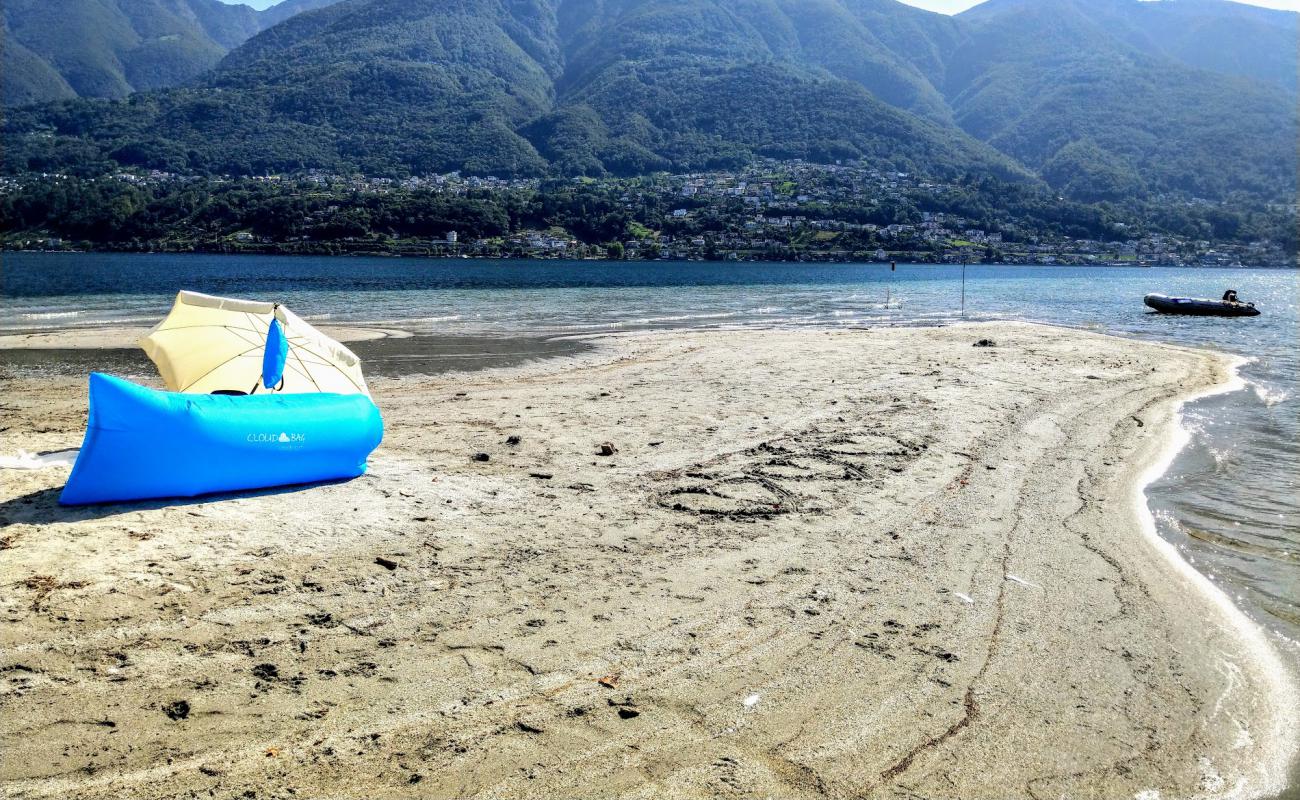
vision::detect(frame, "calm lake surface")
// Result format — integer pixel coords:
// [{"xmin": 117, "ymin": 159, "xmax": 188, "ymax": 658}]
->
[{"xmin": 3, "ymin": 253, "xmax": 1297, "ymax": 651}]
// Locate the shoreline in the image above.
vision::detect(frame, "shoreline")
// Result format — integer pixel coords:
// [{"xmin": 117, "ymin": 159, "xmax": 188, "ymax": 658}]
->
[
  {"xmin": 0, "ymin": 324, "xmax": 412, "ymax": 350},
  {"xmin": 0, "ymin": 330, "xmax": 595, "ymax": 382},
  {"xmin": 1, "ymin": 322, "xmax": 1295, "ymax": 798},
  {"xmin": 3, "ymin": 251, "xmax": 1298, "ymax": 274},
  {"xmin": 3, "ymin": 246, "xmax": 1296, "ymax": 271},
  {"xmin": 1132, "ymin": 353, "xmax": 1299, "ymax": 798}
]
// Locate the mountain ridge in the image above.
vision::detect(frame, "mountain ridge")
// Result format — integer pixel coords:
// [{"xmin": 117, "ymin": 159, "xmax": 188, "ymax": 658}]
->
[
  {"xmin": 0, "ymin": 0, "xmax": 343, "ymax": 106},
  {"xmin": 2, "ymin": 0, "xmax": 1294, "ymax": 203}
]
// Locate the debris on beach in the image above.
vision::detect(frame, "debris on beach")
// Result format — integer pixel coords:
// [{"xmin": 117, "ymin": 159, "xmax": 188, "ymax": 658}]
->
[
  {"xmin": 954, "ymin": 592, "xmax": 975, "ymax": 604},
  {"xmin": 529, "ymin": 472, "xmax": 554, "ymax": 480},
  {"xmin": 252, "ymin": 663, "xmax": 279, "ymax": 681},
  {"xmin": 597, "ymin": 442, "xmax": 618, "ymax": 456},
  {"xmin": 973, "ymin": 339, "xmax": 997, "ymax": 347},
  {"xmin": 505, "ymin": 435, "xmax": 522, "ymax": 446},
  {"xmin": 162, "ymin": 700, "xmax": 190, "ymax": 721},
  {"xmin": 597, "ymin": 673, "xmax": 621, "ymax": 689},
  {"xmin": 1005, "ymin": 574, "xmax": 1042, "ymax": 589},
  {"xmin": 743, "ymin": 693, "xmax": 761, "ymax": 709},
  {"xmin": 375, "ymin": 557, "xmax": 399, "ymax": 571},
  {"xmin": 472, "ymin": 452, "xmax": 490, "ymax": 462},
  {"xmin": 0, "ymin": 449, "xmax": 78, "ymax": 470},
  {"xmin": 21, "ymin": 574, "xmax": 86, "ymax": 611}
]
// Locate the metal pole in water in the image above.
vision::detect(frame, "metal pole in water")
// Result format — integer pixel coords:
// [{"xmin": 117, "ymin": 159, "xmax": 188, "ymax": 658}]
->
[
  {"xmin": 961, "ymin": 258, "xmax": 966, "ymax": 318},
  {"xmin": 887, "ymin": 260, "xmax": 895, "ymax": 307}
]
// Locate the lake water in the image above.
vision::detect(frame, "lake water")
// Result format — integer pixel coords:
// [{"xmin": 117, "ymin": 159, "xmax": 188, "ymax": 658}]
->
[{"xmin": 3, "ymin": 253, "xmax": 1297, "ymax": 654}]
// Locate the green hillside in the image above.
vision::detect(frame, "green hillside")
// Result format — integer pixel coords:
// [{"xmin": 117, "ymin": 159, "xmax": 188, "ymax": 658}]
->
[
  {"xmin": 1, "ymin": 31, "xmax": 79, "ymax": 106},
  {"xmin": 1095, "ymin": 0, "xmax": 1298, "ymax": 92},
  {"xmin": 554, "ymin": 0, "xmax": 955, "ymax": 122},
  {"xmin": 947, "ymin": 0, "xmax": 1295, "ymax": 201},
  {"xmin": 2, "ymin": 0, "xmax": 1294, "ymax": 204},
  {"xmin": 0, "ymin": 0, "xmax": 343, "ymax": 106},
  {"xmin": 3, "ymin": 0, "xmax": 1026, "ymax": 180}
]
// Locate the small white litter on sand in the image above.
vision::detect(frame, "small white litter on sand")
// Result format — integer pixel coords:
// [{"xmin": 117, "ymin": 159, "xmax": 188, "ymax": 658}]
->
[
  {"xmin": 0, "ymin": 449, "xmax": 78, "ymax": 470},
  {"xmin": 743, "ymin": 693, "xmax": 761, "ymax": 709},
  {"xmin": 1134, "ymin": 790, "xmax": 1161, "ymax": 800},
  {"xmin": 1005, "ymin": 574, "xmax": 1042, "ymax": 589},
  {"xmin": 954, "ymin": 592, "xmax": 974, "ymax": 604}
]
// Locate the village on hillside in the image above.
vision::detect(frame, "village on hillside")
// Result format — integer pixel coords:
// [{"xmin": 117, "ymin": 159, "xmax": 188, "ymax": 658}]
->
[{"xmin": 2, "ymin": 160, "xmax": 1292, "ymax": 266}]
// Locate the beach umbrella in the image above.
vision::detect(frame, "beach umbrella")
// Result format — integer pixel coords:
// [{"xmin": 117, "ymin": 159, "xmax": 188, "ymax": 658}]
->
[{"xmin": 140, "ymin": 291, "xmax": 370, "ymax": 397}]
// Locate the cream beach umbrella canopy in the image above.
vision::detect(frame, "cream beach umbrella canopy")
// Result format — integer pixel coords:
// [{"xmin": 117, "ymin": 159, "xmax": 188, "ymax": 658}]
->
[{"xmin": 140, "ymin": 291, "xmax": 370, "ymax": 397}]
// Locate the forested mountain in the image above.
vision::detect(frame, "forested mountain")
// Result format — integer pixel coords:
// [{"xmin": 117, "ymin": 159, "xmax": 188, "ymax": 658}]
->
[
  {"xmin": 3, "ymin": 0, "xmax": 1295, "ymax": 204},
  {"xmin": 1066, "ymin": 0, "xmax": 1297, "ymax": 92},
  {"xmin": 258, "ymin": 0, "xmax": 344, "ymax": 26},
  {"xmin": 946, "ymin": 0, "xmax": 1295, "ymax": 201},
  {"xmin": 0, "ymin": 0, "xmax": 341, "ymax": 106}
]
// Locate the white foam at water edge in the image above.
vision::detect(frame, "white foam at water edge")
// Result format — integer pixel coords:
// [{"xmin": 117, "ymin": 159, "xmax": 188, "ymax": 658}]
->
[
  {"xmin": 0, "ymin": 314, "xmax": 161, "ymax": 332},
  {"xmin": 1135, "ymin": 353, "xmax": 1299, "ymax": 799},
  {"xmin": 1251, "ymin": 382, "xmax": 1289, "ymax": 408},
  {"xmin": 639, "ymin": 311, "xmax": 740, "ymax": 323},
  {"xmin": 19, "ymin": 310, "xmax": 82, "ymax": 319},
  {"xmin": 352, "ymin": 315, "xmax": 463, "ymax": 327}
]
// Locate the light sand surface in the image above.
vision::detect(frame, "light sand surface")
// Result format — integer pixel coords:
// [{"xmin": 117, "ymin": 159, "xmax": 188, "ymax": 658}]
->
[{"xmin": 0, "ymin": 323, "xmax": 1294, "ymax": 799}]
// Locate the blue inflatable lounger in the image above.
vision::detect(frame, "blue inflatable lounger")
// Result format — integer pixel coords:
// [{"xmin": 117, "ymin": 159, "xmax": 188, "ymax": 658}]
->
[{"xmin": 60, "ymin": 373, "xmax": 384, "ymax": 505}]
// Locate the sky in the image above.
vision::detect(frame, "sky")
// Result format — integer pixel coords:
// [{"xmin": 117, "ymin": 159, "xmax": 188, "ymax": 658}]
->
[{"xmin": 227, "ymin": 0, "xmax": 1300, "ymax": 11}]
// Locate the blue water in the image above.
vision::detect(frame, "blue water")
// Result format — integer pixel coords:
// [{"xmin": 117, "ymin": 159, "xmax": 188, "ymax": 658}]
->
[{"xmin": 3, "ymin": 253, "xmax": 1297, "ymax": 648}]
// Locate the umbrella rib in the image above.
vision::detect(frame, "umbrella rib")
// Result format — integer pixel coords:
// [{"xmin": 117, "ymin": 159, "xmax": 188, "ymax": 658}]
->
[
  {"xmin": 289, "ymin": 343, "xmax": 365, "ymax": 394},
  {"xmin": 177, "ymin": 345, "xmax": 264, "ymax": 392},
  {"xmin": 149, "ymin": 325, "xmax": 266, "ymax": 354},
  {"xmin": 230, "ymin": 326, "xmax": 264, "ymax": 348},
  {"xmin": 289, "ymin": 344, "xmax": 325, "ymax": 393},
  {"xmin": 281, "ymin": 358, "xmax": 312, "ymax": 381},
  {"xmin": 147, "ymin": 323, "xmax": 264, "ymax": 334},
  {"xmin": 286, "ymin": 337, "xmax": 357, "ymax": 369},
  {"xmin": 154, "ymin": 313, "xmax": 362, "ymax": 395}
]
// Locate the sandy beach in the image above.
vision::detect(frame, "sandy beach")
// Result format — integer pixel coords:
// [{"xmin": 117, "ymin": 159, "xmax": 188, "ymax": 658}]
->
[{"xmin": 0, "ymin": 322, "xmax": 1294, "ymax": 798}]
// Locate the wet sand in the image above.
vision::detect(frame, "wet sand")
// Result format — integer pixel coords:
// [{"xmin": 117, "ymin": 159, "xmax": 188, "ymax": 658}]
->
[
  {"xmin": 0, "ymin": 324, "xmax": 409, "ymax": 350},
  {"xmin": 0, "ymin": 333, "xmax": 593, "ymax": 381},
  {"xmin": 0, "ymin": 323, "xmax": 1295, "ymax": 799}
]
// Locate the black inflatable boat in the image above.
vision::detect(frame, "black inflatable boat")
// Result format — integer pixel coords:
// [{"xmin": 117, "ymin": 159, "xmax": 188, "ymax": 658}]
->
[{"xmin": 1144, "ymin": 293, "xmax": 1260, "ymax": 317}]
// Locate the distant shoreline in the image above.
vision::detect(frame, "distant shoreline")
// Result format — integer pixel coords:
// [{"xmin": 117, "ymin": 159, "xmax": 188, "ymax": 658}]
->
[{"xmin": 5, "ymin": 248, "xmax": 1297, "ymax": 269}]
